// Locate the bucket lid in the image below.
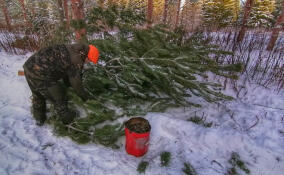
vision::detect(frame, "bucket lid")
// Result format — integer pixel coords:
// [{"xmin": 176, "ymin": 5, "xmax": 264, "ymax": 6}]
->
[{"xmin": 125, "ymin": 117, "xmax": 151, "ymax": 133}]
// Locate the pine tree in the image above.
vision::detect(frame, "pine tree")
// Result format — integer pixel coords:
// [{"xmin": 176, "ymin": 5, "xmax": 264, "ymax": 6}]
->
[
  {"xmin": 248, "ymin": 0, "xmax": 275, "ymax": 28},
  {"xmin": 174, "ymin": 0, "xmax": 181, "ymax": 28},
  {"xmin": 202, "ymin": 0, "xmax": 235, "ymax": 28},
  {"xmin": 63, "ymin": 0, "xmax": 70, "ymax": 29},
  {"xmin": 272, "ymin": 0, "xmax": 283, "ymax": 20},
  {"xmin": 48, "ymin": 5, "xmax": 242, "ymax": 147},
  {"xmin": 0, "ymin": 0, "xmax": 12, "ymax": 31},
  {"xmin": 163, "ymin": 0, "xmax": 182, "ymax": 28},
  {"xmin": 181, "ymin": 0, "xmax": 203, "ymax": 31},
  {"xmin": 232, "ymin": 0, "xmax": 240, "ymax": 21},
  {"xmin": 71, "ymin": 0, "xmax": 85, "ymax": 41},
  {"xmin": 18, "ymin": 0, "xmax": 29, "ymax": 26},
  {"xmin": 163, "ymin": 0, "xmax": 169, "ymax": 24},
  {"xmin": 267, "ymin": 0, "xmax": 284, "ymax": 50},
  {"xmin": 147, "ymin": 0, "xmax": 153, "ymax": 27},
  {"xmin": 237, "ymin": 0, "xmax": 254, "ymax": 42}
]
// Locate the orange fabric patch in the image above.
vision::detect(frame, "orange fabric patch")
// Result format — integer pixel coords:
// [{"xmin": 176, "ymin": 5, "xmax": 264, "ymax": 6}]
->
[
  {"xmin": 34, "ymin": 64, "xmax": 40, "ymax": 70},
  {"xmin": 88, "ymin": 45, "xmax": 99, "ymax": 64}
]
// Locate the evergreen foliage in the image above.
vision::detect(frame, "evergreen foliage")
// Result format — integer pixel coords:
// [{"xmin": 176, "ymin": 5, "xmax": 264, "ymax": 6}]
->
[
  {"xmin": 272, "ymin": 0, "xmax": 284, "ymax": 26},
  {"xmin": 82, "ymin": 25, "xmax": 241, "ymax": 115},
  {"xmin": 226, "ymin": 152, "xmax": 250, "ymax": 175},
  {"xmin": 137, "ymin": 161, "xmax": 149, "ymax": 173},
  {"xmin": 47, "ymin": 90, "xmax": 124, "ymax": 147},
  {"xmin": 248, "ymin": 0, "xmax": 275, "ymax": 28},
  {"xmin": 187, "ymin": 115, "xmax": 213, "ymax": 128},
  {"xmin": 160, "ymin": 151, "xmax": 171, "ymax": 167},
  {"xmin": 182, "ymin": 162, "xmax": 197, "ymax": 175},
  {"xmin": 202, "ymin": 0, "xmax": 236, "ymax": 28},
  {"xmin": 48, "ymin": 6, "xmax": 242, "ymax": 147},
  {"xmin": 86, "ymin": 5, "xmax": 145, "ymax": 34},
  {"xmin": 181, "ymin": 0, "xmax": 203, "ymax": 31}
]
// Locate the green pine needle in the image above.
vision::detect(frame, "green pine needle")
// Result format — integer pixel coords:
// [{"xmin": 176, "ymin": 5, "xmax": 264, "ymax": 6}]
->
[
  {"xmin": 182, "ymin": 162, "xmax": 197, "ymax": 175},
  {"xmin": 137, "ymin": 161, "xmax": 149, "ymax": 174},
  {"xmin": 227, "ymin": 152, "xmax": 250, "ymax": 175},
  {"xmin": 48, "ymin": 5, "xmax": 242, "ymax": 147},
  {"xmin": 161, "ymin": 152, "xmax": 171, "ymax": 167}
]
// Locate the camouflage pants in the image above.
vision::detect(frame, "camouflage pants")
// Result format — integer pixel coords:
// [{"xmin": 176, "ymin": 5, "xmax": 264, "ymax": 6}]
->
[{"xmin": 23, "ymin": 67, "xmax": 70, "ymax": 122}]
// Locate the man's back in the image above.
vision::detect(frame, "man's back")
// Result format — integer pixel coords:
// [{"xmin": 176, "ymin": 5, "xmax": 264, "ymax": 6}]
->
[
  {"xmin": 23, "ymin": 44, "xmax": 88, "ymax": 82},
  {"xmin": 23, "ymin": 44, "xmax": 71, "ymax": 81}
]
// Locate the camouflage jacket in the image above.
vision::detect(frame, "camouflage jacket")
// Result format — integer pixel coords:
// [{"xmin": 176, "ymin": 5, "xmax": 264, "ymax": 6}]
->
[{"xmin": 23, "ymin": 43, "xmax": 90, "ymax": 101}]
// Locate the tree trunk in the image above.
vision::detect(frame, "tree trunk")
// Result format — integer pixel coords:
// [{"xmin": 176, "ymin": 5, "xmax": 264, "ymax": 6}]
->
[
  {"xmin": 174, "ymin": 0, "xmax": 181, "ymax": 29},
  {"xmin": 63, "ymin": 0, "xmax": 70, "ymax": 28},
  {"xmin": 18, "ymin": 0, "xmax": 29, "ymax": 26},
  {"xmin": 163, "ymin": 0, "xmax": 168, "ymax": 24},
  {"xmin": 98, "ymin": 0, "xmax": 105, "ymax": 8},
  {"xmin": 267, "ymin": 1, "xmax": 284, "ymax": 51},
  {"xmin": 107, "ymin": 0, "xmax": 114, "ymax": 6},
  {"xmin": 30, "ymin": 1, "xmax": 36, "ymax": 20},
  {"xmin": 57, "ymin": 0, "xmax": 65, "ymax": 24},
  {"xmin": 71, "ymin": 0, "xmax": 85, "ymax": 41},
  {"xmin": 237, "ymin": 0, "xmax": 254, "ymax": 42},
  {"xmin": 0, "ymin": 0, "xmax": 11, "ymax": 31},
  {"xmin": 180, "ymin": 3, "xmax": 185, "ymax": 27},
  {"xmin": 147, "ymin": 0, "xmax": 153, "ymax": 28}
]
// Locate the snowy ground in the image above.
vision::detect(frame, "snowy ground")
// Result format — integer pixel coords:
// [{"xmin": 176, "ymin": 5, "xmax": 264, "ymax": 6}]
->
[{"xmin": 0, "ymin": 51, "xmax": 284, "ymax": 175}]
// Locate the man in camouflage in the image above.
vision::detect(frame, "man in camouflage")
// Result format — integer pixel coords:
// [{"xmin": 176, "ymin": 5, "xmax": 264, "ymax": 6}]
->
[{"xmin": 23, "ymin": 43, "xmax": 99, "ymax": 126}]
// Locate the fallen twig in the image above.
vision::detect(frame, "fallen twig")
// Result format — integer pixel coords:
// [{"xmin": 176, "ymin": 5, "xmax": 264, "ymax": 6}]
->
[
  {"xmin": 253, "ymin": 104, "xmax": 284, "ymax": 110},
  {"xmin": 211, "ymin": 160, "xmax": 224, "ymax": 168},
  {"xmin": 230, "ymin": 112, "xmax": 242, "ymax": 129},
  {"xmin": 245, "ymin": 115, "xmax": 259, "ymax": 131},
  {"xmin": 66, "ymin": 124, "xmax": 93, "ymax": 135}
]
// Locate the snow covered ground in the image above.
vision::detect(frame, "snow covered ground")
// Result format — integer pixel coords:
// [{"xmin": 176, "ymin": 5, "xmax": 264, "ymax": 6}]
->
[{"xmin": 0, "ymin": 51, "xmax": 284, "ymax": 175}]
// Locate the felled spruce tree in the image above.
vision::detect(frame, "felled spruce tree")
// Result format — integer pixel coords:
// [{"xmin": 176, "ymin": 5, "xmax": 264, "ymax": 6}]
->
[{"xmin": 49, "ymin": 5, "xmax": 242, "ymax": 147}]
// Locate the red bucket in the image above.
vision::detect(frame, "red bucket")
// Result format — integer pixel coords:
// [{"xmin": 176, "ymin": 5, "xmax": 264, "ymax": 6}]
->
[{"xmin": 125, "ymin": 117, "xmax": 151, "ymax": 157}]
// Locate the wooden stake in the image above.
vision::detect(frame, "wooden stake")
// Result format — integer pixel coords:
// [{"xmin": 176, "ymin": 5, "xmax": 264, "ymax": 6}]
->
[{"xmin": 18, "ymin": 70, "xmax": 25, "ymax": 76}]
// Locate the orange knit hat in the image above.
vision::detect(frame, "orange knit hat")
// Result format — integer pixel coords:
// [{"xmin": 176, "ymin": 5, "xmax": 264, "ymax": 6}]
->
[{"xmin": 88, "ymin": 45, "xmax": 99, "ymax": 64}]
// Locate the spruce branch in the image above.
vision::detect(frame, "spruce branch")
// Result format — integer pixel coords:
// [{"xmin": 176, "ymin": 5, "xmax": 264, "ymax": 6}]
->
[{"xmin": 66, "ymin": 124, "xmax": 93, "ymax": 135}]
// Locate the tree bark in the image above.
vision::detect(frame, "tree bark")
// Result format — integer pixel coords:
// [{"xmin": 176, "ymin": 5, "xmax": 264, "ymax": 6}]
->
[
  {"xmin": 107, "ymin": 0, "xmax": 114, "ymax": 6},
  {"xmin": 147, "ymin": 0, "xmax": 153, "ymax": 28},
  {"xmin": 63, "ymin": 0, "xmax": 70, "ymax": 28},
  {"xmin": 57, "ymin": 0, "xmax": 65, "ymax": 24},
  {"xmin": 98, "ymin": 0, "xmax": 105, "ymax": 8},
  {"xmin": 267, "ymin": 1, "xmax": 284, "ymax": 51},
  {"xmin": 18, "ymin": 0, "xmax": 29, "ymax": 26},
  {"xmin": 175, "ymin": 0, "xmax": 181, "ymax": 29},
  {"xmin": 0, "ymin": 0, "xmax": 11, "ymax": 31},
  {"xmin": 163, "ymin": 0, "xmax": 168, "ymax": 24},
  {"xmin": 237, "ymin": 0, "xmax": 254, "ymax": 42},
  {"xmin": 71, "ymin": 0, "xmax": 85, "ymax": 41}
]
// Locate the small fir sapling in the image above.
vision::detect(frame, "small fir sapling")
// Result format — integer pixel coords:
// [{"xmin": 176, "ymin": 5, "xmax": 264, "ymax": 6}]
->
[{"xmin": 161, "ymin": 151, "xmax": 171, "ymax": 167}]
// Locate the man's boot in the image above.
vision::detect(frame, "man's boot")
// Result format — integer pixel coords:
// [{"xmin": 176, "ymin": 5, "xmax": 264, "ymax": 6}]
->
[
  {"xmin": 54, "ymin": 103, "xmax": 78, "ymax": 124},
  {"xmin": 46, "ymin": 83, "xmax": 78, "ymax": 124},
  {"xmin": 32, "ymin": 97, "xmax": 47, "ymax": 126},
  {"xmin": 62, "ymin": 110, "xmax": 78, "ymax": 125}
]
